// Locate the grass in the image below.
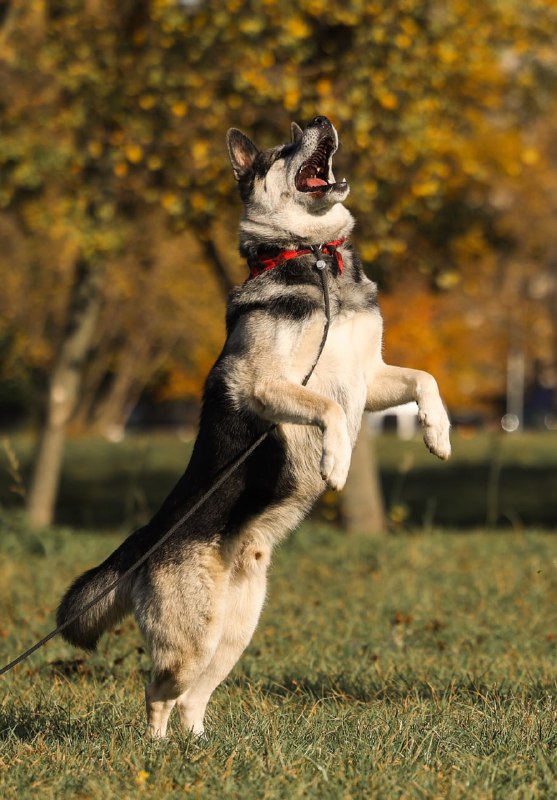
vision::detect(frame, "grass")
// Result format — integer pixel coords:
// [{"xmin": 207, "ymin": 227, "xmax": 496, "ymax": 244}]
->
[
  {"xmin": 2, "ymin": 429, "xmax": 557, "ymax": 529},
  {"xmin": 1, "ymin": 513, "xmax": 556, "ymax": 798}
]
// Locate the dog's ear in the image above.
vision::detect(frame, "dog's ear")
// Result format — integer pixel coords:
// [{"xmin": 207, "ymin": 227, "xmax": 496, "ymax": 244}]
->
[
  {"xmin": 226, "ymin": 129, "xmax": 259, "ymax": 180},
  {"xmin": 291, "ymin": 122, "xmax": 303, "ymax": 144}
]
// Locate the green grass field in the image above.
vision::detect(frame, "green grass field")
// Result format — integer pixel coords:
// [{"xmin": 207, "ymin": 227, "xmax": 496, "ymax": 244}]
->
[{"xmin": 1, "ymin": 513, "xmax": 556, "ymax": 799}]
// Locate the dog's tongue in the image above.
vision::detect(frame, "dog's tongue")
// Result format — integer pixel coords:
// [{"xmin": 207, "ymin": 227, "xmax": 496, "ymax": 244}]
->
[{"xmin": 306, "ymin": 177, "xmax": 328, "ymax": 188}]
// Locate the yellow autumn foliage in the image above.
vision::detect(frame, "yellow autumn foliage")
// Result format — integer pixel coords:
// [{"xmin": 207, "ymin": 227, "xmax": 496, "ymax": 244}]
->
[{"xmin": 1, "ymin": 0, "xmax": 557, "ymax": 421}]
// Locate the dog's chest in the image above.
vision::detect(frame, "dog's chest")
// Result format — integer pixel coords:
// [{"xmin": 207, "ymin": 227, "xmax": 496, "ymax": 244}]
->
[{"xmin": 289, "ymin": 304, "xmax": 382, "ymax": 433}]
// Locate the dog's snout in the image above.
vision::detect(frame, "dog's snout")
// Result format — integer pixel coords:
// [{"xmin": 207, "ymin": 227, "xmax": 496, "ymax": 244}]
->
[{"xmin": 308, "ymin": 116, "xmax": 330, "ymax": 129}]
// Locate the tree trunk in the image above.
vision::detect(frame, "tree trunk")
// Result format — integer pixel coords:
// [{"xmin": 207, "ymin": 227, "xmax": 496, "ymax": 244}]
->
[
  {"xmin": 197, "ymin": 231, "xmax": 235, "ymax": 295},
  {"xmin": 72, "ymin": 303, "xmax": 122, "ymax": 428},
  {"xmin": 339, "ymin": 418, "xmax": 386, "ymax": 535},
  {"xmin": 92, "ymin": 345, "xmax": 145, "ymax": 437},
  {"xmin": 27, "ymin": 257, "xmax": 103, "ymax": 527}
]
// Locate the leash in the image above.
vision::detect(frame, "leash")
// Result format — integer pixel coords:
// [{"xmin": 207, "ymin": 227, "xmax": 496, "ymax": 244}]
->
[{"xmin": 0, "ymin": 254, "xmax": 334, "ymax": 678}]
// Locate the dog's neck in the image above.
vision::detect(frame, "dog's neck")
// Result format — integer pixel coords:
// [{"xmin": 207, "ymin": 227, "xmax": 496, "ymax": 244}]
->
[
  {"xmin": 238, "ymin": 201, "xmax": 355, "ymax": 253},
  {"xmin": 246, "ymin": 239, "xmax": 346, "ymax": 280}
]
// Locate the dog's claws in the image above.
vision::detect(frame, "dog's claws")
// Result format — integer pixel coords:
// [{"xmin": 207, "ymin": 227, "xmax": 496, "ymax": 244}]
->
[
  {"xmin": 427, "ymin": 441, "xmax": 451, "ymax": 460},
  {"xmin": 320, "ymin": 424, "xmax": 352, "ymax": 491},
  {"xmin": 420, "ymin": 407, "xmax": 451, "ymax": 461},
  {"xmin": 320, "ymin": 454, "xmax": 350, "ymax": 491},
  {"xmin": 324, "ymin": 473, "xmax": 348, "ymax": 492}
]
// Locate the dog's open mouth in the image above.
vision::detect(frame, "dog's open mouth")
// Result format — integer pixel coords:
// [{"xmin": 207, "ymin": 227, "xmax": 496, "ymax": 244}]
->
[{"xmin": 295, "ymin": 136, "xmax": 347, "ymax": 194}]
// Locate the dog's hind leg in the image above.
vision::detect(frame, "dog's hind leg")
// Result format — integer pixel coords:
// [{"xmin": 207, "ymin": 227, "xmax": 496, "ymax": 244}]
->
[
  {"xmin": 175, "ymin": 542, "xmax": 270, "ymax": 737},
  {"xmin": 139, "ymin": 543, "xmax": 229, "ymax": 738},
  {"xmin": 145, "ymin": 675, "xmax": 183, "ymax": 738},
  {"xmin": 145, "ymin": 618, "xmax": 227, "ymax": 738}
]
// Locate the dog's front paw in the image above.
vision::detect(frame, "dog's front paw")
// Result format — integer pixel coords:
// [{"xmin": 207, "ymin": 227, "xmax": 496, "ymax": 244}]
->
[
  {"xmin": 419, "ymin": 403, "xmax": 451, "ymax": 460},
  {"xmin": 321, "ymin": 410, "xmax": 352, "ymax": 491}
]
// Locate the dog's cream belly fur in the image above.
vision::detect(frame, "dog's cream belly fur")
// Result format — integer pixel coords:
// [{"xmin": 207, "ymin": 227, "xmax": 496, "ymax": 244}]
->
[
  {"xmin": 287, "ymin": 308, "xmax": 381, "ymax": 430},
  {"xmin": 276, "ymin": 307, "xmax": 381, "ymax": 497}
]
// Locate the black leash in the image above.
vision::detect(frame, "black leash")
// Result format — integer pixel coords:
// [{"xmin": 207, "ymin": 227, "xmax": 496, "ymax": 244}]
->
[{"xmin": 0, "ymin": 258, "xmax": 332, "ymax": 677}]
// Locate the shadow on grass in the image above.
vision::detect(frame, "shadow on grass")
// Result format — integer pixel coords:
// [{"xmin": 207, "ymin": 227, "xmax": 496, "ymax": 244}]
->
[
  {"xmin": 2, "ymin": 670, "xmax": 553, "ymax": 743},
  {"xmin": 229, "ymin": 672, "xmax": 557, "ymax": 706},
  {"xmin": 4, "ymin": 463, "xmax": 556, "ymax": 531},
  {"xmin": 50, "ymin": 458, "xmax": 557, "ymax": 530},
  {"xmin": 3, "ymin": 435, "xmax": 557, "ymax": 529},
  {"xmin": 0, "ymin": 704, "xmax": 74, "ymax": 743},
  {"xmin": 0, "ymin": 663, "xmax": 145, "ymax": 743},
  {"xmin": 381, "ymin": 464, "xmax": 557, "ymax": 529},
  {"xmin": 45, "ymin": 650, "xmax": 145, "ymax": 681},
  {"xmin": 0, "ymin": 703, "xmax": 144, "ymax": 744}
]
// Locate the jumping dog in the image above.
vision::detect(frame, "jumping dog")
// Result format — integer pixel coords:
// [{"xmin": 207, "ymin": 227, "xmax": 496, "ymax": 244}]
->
[{"xmin": 57, "ymin": 116, "xmax": 451, "ymax": 737}]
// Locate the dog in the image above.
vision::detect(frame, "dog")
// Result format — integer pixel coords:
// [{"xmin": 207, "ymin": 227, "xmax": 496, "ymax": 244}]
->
[{"xmin": 57, "ymin": 115, "xmax": 451, "ymax": 738}]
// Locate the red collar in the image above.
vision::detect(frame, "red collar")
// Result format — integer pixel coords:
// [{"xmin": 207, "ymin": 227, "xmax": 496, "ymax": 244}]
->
[{"xmin": 249, "ymin": 239, "xmax": 346, "ymax": 280}]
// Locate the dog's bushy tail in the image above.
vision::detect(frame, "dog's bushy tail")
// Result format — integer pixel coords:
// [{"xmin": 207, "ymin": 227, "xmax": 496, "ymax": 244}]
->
[{"xmin": 56, "ymin": 551, "xmax": 134, "ymax": 651}]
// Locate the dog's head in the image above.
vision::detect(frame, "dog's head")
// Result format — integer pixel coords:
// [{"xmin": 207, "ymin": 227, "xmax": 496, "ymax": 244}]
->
[{"xmin": 227, "ymin": 116, "xmax": 353, "ymax": 245}]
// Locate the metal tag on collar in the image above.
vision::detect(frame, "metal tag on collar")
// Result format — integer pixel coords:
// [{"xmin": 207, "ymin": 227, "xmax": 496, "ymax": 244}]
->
[{"xmin": 311, "ymin": 244, "xmax": 327, "ymax": 270}]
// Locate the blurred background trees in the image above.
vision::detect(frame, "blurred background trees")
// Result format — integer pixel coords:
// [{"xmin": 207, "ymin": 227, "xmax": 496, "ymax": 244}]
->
[{"xmin": 1, "ymin": 0, "xmax": 556, "ymax": 525}]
